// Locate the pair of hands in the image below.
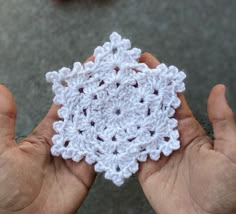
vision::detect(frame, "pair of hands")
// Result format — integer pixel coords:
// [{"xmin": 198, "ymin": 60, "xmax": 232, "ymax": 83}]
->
[{"xmin": 0, "ymin": 53, "xmax": 236, "ymax": 214}]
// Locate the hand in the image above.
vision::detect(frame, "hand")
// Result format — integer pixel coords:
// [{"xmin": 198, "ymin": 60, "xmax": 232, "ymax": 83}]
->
[
  {"xmin": 138, "ymin": 53, "xmax": 236, "ymax": 214},
  {"xmin": 0, "ymin": 56, "xmax": 96, "ymax": 214}
]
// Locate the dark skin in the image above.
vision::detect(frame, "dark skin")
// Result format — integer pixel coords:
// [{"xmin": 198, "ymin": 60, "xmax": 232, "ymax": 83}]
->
[{"xmin": 0, "ymin": 53, "xmax": 235, "ymax": 214}]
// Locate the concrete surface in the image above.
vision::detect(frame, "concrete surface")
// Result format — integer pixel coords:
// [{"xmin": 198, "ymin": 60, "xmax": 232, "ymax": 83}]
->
[{"xmin": 0, "ymin": 0, "xmax": 235, "ymax": 213}]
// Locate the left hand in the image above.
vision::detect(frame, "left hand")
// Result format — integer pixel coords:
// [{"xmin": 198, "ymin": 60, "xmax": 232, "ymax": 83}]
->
[{"xmin": 0, "ymin": 56, "xmax": 96, "ymax": 214}]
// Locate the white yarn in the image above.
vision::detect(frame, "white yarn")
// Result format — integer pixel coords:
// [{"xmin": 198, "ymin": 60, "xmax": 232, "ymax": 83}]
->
[{"xmin": 46, "ymin": 32, "xmax": 186, "ymax": 186}]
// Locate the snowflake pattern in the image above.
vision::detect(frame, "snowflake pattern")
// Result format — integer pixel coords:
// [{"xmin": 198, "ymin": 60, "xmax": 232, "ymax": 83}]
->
[{"xmin": 46, "ymin": 32, "xmax": 186, "ymax": 186}]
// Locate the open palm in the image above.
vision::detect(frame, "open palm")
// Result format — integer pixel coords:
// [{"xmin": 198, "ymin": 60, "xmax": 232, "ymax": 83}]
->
[
  {"xmin": 138, "ymin": 53, "xmax": 236, "ymax": 214},
  {"xmin": 1, "ymin": 53, "xmax": 236, "ymax": 214},
  {"xmin": 0, "ymin": 57, "xmax": 96, "ymax": 214}
]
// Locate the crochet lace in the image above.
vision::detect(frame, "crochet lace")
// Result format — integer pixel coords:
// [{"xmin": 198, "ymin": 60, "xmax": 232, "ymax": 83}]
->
[{"xmin": 46, "ymin": 32, "xmax": 186, "ymax": 186}]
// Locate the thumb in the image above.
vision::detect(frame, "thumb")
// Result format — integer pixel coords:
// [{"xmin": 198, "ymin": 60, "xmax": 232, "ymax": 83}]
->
[
  {"xmin": 0, "ymin": 84, "xmax": 17, "ymax": 142},
  {"xmin": 208, "ymin": 84, "xmax": 236, "ymax": 148}
]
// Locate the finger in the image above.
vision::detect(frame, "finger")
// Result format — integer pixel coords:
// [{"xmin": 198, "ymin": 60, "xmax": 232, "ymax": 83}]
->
[
  {"xmin": 175, "ymin": 93, "xmax": 206, "ymax": 148},
  {"xmin": 31, "ymin": 56, "xmax": 94, "ymax": 142},
  {"xmin": 139, "ymin": 52, "xmax": 160, "ymax": 68},
  {"xmin": 175, "ymin": 93, "xmax": 193, "ymax": 120},
  {"xmin": 208, "ymin": 84, "xmax": 236, "ymax": 150},
  {"xmin": 84, "ymin": 55, "xmax": 95, "ymax": 63},
  {"xmin": 0, "ymin": 84, "xmax": 17, "ymax": 142},
  {"xmin": 31, "ymin": 104, "xmax": 60, "ymax": 142}
]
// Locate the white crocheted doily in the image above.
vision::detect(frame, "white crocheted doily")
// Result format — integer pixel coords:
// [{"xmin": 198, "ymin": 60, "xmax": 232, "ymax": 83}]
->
[{"xmin": 46, "ymin": 32, "xmax": 186, "ymax": 186}]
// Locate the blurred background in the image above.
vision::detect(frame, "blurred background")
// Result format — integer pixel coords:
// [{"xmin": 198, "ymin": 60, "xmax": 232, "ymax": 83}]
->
[{"xmin": 0, "ymin": 0, "xmax": 235, "ymax": 213}]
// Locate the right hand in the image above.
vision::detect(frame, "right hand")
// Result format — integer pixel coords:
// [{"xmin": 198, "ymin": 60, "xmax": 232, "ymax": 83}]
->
[{"xmin": 138, "ymin": 53, "xmax": 236, "ymax": 214}]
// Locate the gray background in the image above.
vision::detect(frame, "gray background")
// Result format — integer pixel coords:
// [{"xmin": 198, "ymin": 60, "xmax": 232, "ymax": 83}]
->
[{"xmin": 0, "ymin": 0, "xmax": 235, "ymax": 213}]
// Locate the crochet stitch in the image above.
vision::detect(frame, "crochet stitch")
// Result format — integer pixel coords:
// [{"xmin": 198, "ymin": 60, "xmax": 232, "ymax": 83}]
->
[{"xmin": 46, "ymin": 32, "xmax": 186, "ymax": 186}]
